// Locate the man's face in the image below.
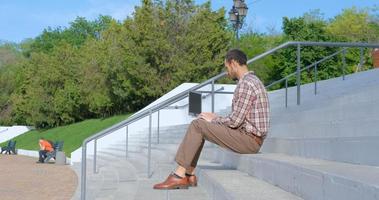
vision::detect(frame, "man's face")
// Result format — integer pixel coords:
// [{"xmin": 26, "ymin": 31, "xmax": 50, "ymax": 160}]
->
[{"xmin": 224, "ymin": 59, "xmax": 238, "ymax": 81}]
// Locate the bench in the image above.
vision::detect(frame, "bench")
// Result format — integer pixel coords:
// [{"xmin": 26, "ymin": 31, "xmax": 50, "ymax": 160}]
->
[
  {"xmin": 44, "ymin": 141, "xmax": 64, "ymax": 163},
  {"xmin": 1, "ymin": 140, "xmax": 17, "ymax": 154}
]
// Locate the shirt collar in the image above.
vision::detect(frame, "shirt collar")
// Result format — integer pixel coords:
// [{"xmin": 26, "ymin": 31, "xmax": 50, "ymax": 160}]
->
[{"xmin": 239, "ymin": 71, "xmax": 254, "ymax": 82}]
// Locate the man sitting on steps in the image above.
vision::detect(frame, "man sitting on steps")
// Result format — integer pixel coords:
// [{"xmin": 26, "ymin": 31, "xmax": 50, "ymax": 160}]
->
[{"xmin": 153, "ymin": 49, "xmax": 270, "ymax": 190}]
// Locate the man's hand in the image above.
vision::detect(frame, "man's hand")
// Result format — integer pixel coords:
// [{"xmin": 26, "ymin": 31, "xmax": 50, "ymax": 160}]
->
[{"xmin": 198, "ymin": 112, "xmax": 217, "ymax": 122}]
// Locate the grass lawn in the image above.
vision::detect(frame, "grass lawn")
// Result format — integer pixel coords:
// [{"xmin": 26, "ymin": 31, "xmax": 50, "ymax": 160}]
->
[{"xmin": 0, "ymin": 114, "xmax": 132, "ymax": 157}]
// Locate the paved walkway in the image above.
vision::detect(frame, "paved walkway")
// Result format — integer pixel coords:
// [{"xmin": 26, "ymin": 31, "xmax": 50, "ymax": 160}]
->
[{"xmin": 0, "ymin": 154, "xmax": 77, "ymax": 200}]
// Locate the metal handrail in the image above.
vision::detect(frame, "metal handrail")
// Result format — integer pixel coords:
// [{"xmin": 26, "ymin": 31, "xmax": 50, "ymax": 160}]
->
[
  {"xmin": 166, "ymin": 87, "xmax": 226, "ymax": 109},
  {"xmin": 266, "ymin": 47, "xmax": 349, "ymax": 107},
  {"xmin": 266, "ymin": 47, "xmax": 348, "ymax": 89},
  {"xmin": 80, "ymin": 41, "xmax": 379, "ymax": 199}
]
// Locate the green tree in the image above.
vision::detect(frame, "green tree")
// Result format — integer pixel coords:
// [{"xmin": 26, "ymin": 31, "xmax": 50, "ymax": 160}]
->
[
  {"xmin": 238, "ymin": 32, "xmax": 284, "ymax": 85},
  {"xmin": 327, "ymin": 7, "xmax": 379, "ymax": 42},
  {"xmin": 26, "ymin": 15, "xmax": 114, "ymax": 56},
  {"xmin": 121, "ymin": 0, "xmax": 231, "ymax": 110},
  {"xmin": 0, "ymin": 43, "xmax": 24, "ymax": 125},
  {"xmin": 272, "ymin": 14, "xmax": 343, "ymax": 89},
  {"xmin": 11, "ymin": 42, "xmax": 82, "ymax": 128}
]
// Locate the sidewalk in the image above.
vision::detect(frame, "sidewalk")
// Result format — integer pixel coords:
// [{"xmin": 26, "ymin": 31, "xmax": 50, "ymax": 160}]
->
[{"xmin": 0, "ymin": 154, "xmax": 77, "ymax": 200}]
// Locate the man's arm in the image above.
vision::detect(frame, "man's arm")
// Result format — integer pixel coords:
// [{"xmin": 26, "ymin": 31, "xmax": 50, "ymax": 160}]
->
[
  {"xmin": 39, "ymin": 142, "xmax": 44, "ymax": 150},
  {"xmin": 212, "ymin": 81, "xmax": 256, "ymax": 128}
]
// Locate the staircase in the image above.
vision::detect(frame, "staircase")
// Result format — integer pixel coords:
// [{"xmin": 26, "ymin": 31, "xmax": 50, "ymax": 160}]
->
[{"xmin": 72, "ymin": 68, "xmax": 379, "ymax": 200}]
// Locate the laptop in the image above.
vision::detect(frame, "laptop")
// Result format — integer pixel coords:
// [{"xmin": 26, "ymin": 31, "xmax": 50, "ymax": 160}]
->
[{"xmin": 188, "ymin": 91, "xmax": 202, "ymax": 116}]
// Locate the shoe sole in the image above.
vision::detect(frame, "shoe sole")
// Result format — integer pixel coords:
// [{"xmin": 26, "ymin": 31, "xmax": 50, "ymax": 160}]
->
[{"xmin": 154, "ymin": 185, "xmax": 189, "ymax": 190}]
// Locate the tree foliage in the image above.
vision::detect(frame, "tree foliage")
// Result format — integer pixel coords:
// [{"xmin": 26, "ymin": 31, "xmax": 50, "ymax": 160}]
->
[
  {"xmin": 1, "ymin": 3, "xmax": 378, "ymax": 128},
  {"xmin": 0, "ymin": 0, "xmax": 231, "ymax": 128},
  {"xmin": 327, "ymin": 7, "xmax": 379, "ymax": 42}
]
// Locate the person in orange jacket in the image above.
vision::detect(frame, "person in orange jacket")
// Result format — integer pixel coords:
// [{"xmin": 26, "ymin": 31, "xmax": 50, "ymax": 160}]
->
[{"xmin": 37, "ymin": 138, "xmax": 54, "ymax": 163}]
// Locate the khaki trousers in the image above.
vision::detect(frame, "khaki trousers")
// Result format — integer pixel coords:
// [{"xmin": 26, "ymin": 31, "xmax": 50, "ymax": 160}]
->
[{"xmin": 175, "ymin": 119, "xmax": 262, "ymax": 169}]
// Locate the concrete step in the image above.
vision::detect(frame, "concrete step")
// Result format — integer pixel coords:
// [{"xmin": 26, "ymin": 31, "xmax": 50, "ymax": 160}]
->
[
  {"xmin": 140, "ymin": 124, "xmax": 189, "ymax": 133},
  {"xmin": 94, "ymin": 181, "xmax": 138, "ymax": 200},
  {"xmin": 71, "ymin": 159, "xmax": 137, "ymax": 200},
  {"xmin": 270, "ymin": 97, "xmax": 379, "ymax": 125},
  {"xmin": 269, "ymin": 117, "xmax": 379, "ymax": 138},
  {"xmin": 105, "ymin": 144, "xmax": 143, "ymax": 153},
  {"xmin": 123, "ymin": 143, "xmax": 304, "ymax": 200},
  {"xmin": 71, "ymin": 163, "xmax": 106, "ymax": 200},
  {"xmin": 261, "ymin": 136, "xmax": 379, "ymax": 166},
  {"xmin": 199, "ymin": 72, "xmax": 379, "ymax": 128},
  {"xmin": 96, "ymin": 147, "xmax": 211, "ymax": 199},
  {"xmin": 121, "ymin": 133, "xmax": 187, "ymax": 145},
  {"xmin": 270, "ymin": 68, "xmax": 379, "ymax": 96},
  {"xmin": 95, "ymin": 155, "xmax": 138, "ymax": 182},
  {"xmin": 198, "ymin": 166, "xmax": 303, "ymax": 200},
  {"xmin": 131, "ymin": 163, "xmax": 210, "ymax": 200},
  {"xmin": 80, "ymin": 138, "xmax": 306, "ymax": 200},
  {"xmin": 111, "ymin": 142, "xmax": 303, "ymax": 200},
  {"xmin": 269, "ymin": 69, "xmax": 379, "ymax": 109},
  {"xmin": 205, "ymin": 148, "xmax": 379, "ymax": 200},
  {"xmin": 96, "ymin": 147, "xmax": 174, "ymax": 178}
]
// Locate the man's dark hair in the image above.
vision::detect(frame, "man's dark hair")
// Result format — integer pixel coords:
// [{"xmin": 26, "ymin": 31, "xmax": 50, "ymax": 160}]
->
[{"xmin": 225, "ymin": 49, "xmax": 248, "ymax": 66}]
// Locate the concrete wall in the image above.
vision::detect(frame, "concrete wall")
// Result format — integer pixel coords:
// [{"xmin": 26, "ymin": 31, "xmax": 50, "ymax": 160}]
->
[
  {"xmin": 70, "ymin": 82, "xmax": 236, "ymax": 164},
  {"xmin": 0, "ymin": 126, "xmax": 33, "ymax": 143}
]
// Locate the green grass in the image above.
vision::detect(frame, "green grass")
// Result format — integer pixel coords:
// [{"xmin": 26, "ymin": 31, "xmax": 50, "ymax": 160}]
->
[{"xmin": 0, "ymin": 114, "xmax": 133, "ymax": 157}]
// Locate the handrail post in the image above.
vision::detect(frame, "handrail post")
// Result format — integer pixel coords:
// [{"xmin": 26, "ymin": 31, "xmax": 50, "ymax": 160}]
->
[
  {"xmin": 148, "ymin": 110, "xmax": 152, "ymax": 178},
  {"xmin": 125, "ymin": 126, "xmax": 128, "ymax": 159},
  {"xmin": 157, "ymin": 110, "xmax": 160, "ymax": 144},
  {"xmin": 93, "ymin": 139, "xmax": 97, "ymax": 174},
  {"xmin": 285, "ymin": 78, "xmax": 288, "ymax": 108},
  {"xmin": 314, "ymin": 64, "xmax": 318, "ymax": 95},
  {"xmin": 211, "ymin": 80, "xmax": 215, "ymax": 113},
  {"xmin": 359, "ymin": 47, "xmax": 364, "ymax": 71},
  {"xmin": 81, "ymin": 143, "xmax": 87, "ymax": 200},
  {"xmin": 342, "ymin": 49, "xmax": 346, "ymax": 80},
  {"xmin": 296, "ymin": 44, "xmax": 301, "ymax": 105}
]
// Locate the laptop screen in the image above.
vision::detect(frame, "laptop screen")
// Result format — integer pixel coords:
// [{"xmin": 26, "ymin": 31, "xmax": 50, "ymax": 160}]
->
[{"xmin": 188, "ymin": 91, "xmax": 202, "ymax": 116}]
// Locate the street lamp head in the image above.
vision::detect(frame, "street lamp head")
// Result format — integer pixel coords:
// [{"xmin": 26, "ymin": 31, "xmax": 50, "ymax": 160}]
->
[
  {"xmin": 229, "ymin": 0, "xmax": 249, "ymax": 43},
  {"xmin": 237, "ymin": 1, "xmax": 248, "ymax": 18},
  {"xmin": 229, "ymin": 0, "xmax": 248, "ymax": 27},
  {"xmin": 228, "ymin": 6, "xmax": 238, "ymax": 23}
]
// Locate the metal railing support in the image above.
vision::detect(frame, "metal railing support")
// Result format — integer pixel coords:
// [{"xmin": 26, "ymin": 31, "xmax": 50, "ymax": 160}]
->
[
  {"xmin": 296, "ymin": 44, "xmax": 301, "ymax": 105},
  {"xmin": 342, "ymin": 49, "xmax": 346, "ymax": 80},
  {"xmin": 125, "ymin": 126, "xmax": 128, "ymax": 159},
  {"xmin": 157, "ymin": 110, "xmax": 160, "ymax": 144},
  {"xmin": 314, "ymin": 64, "xmax": 318, "ymax": 95},
  {"xmin": 285, "ymin": 78, "xmax": 288, "ymax": 108},
  {"xmin": 93, "ymin": 139, "xmax": 97, "ymax": 174},
  {"xmin": 147, "ymin": 110, "xmax": 152, "ymax": 178},
  {"xmin": 211, "ymin": 80, "xmax": 215, "ymax": 113},
  {"xmin": 81, "ymin": 144, "xmax": 87, "ymax": 200},
  {"xmin": 359, "ymin": 47, "xmax": 364, "ymax": 71}
]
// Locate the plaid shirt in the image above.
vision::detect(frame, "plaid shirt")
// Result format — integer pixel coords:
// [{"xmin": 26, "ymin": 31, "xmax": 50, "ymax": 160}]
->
[{"xmin": 212, "ymin": 72, "xmax": 270, "ymax": 138}]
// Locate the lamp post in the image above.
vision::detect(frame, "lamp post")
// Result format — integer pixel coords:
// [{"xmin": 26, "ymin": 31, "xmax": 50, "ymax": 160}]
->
[{"xmin": 229, "ymin": 0, "xmax": 248, "ymax": 46}]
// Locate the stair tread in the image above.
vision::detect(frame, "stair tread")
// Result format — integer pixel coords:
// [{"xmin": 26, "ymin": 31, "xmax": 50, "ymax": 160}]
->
[
  {"xmin": 200, "ymin": 168, "xmax": 303, "ymax": 200},
  {"xmin": 245, "ymin": 153, "xmax": 379, "ymax": 186}
]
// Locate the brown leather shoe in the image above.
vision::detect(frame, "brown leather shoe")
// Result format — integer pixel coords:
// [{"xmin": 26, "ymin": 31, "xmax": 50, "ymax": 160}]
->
[
  {"xmin": 186, "ymin": 174, "xmax": 197, "ymax": 187},
  {"xmin": 153, "ymin": 174, "xmax": 189, "ymax": 190}
]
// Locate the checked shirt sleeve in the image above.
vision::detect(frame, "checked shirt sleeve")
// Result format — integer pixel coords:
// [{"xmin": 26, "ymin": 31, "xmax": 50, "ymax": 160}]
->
[{"xmin": 212, "ymin": 80, "xmax": 257, "ymax": 128}]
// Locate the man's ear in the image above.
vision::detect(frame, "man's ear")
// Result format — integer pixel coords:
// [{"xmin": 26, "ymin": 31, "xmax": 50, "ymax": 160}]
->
[{"xmin": 231, "ymin": 60, "xmax": 238, "ymax": 72}]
